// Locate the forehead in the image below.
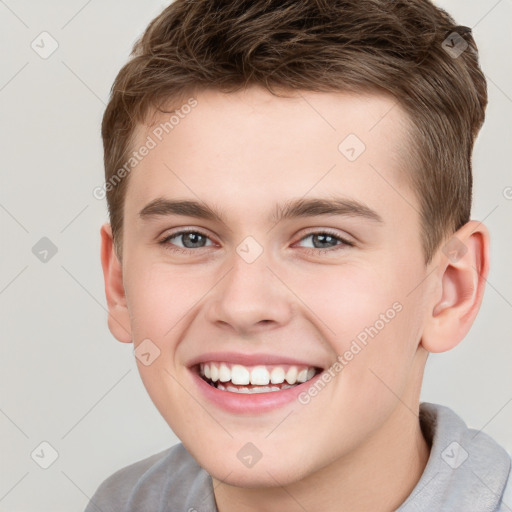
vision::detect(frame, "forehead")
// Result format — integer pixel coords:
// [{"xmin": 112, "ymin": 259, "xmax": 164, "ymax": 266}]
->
[{"xmin": 125, "ymin": 87, "xmax": 415, "ymax": 223}]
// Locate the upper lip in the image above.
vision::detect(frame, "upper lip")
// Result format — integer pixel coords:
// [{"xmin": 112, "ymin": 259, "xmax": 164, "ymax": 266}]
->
[{"xmin": 186, "ymin": 351, "xmax": 325, "ymax": 369}]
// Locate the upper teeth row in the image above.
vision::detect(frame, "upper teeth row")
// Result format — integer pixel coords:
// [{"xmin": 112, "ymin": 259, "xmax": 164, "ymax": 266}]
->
[{"xmin": 199, "ymin": 362, "xmax": 316, "ymax": 386}]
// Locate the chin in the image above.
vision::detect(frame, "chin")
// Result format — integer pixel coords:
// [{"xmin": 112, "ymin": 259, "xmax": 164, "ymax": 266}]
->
[{"xmin": 195, "ymin": 447, "xmax": 314, "ymax": 488}]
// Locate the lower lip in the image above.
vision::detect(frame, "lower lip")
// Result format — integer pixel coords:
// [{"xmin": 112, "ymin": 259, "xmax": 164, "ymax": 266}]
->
[{"xmin": 190, "ymin": 369, "xmax": 323, "ymax": 414}]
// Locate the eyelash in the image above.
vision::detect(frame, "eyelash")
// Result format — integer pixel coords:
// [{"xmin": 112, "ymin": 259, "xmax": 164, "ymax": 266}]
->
[{"xmin": 157, "ymin": 228, "xmax": 354, "ymax": 256}]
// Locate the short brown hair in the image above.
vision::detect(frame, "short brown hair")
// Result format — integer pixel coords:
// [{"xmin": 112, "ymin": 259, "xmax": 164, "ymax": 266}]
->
[{"xmin": 101, "ymin": 0, "xmax": 487, "ymax": 263}]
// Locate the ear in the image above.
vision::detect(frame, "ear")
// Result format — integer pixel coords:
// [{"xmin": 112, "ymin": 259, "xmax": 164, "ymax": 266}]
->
[
  {"xmin": 100, "ymin": 223, "xmax": 132, "ymax": 344},
  {"xmin": 421, "ymin": 220, "xmax": 490, "ymax": 353}
]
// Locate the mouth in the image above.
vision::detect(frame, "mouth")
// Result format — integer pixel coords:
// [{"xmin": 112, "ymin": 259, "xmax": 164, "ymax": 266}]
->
[{"xmin": 196, "ymin": 362, "xmax": 322, "ymax": 394}]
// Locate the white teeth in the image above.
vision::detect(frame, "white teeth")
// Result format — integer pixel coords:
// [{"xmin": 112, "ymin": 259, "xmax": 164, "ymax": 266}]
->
[
  {"xmin": 285, "ymin": 366, "xmax": 298, "ymax": 385},
  {"xmin": 297, "ymin": 368, "xmax": 308, "ymax": 383},
  {"xmin": 199, "ymin": 362, "xmax": 318, "ymax": 391},
  {"xmin": 219, "ymin": 363, "xmax": 230, "ymax": 382},
  {"xmin": 231, "ymin": 364, "xmax": 250, "ymax": 385},
  {"xmin": 270, "ymin": 367, "xmax": 285, "ymax": 384},
  {"xmin": 250, "ymin": 366, "xmax": 270, "ymax": 385}
]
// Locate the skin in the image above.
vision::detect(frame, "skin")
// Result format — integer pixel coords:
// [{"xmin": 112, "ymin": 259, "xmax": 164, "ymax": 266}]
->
[{"xmin": 100, "ymin": 86, "xmax": 489, "ymax": 512}]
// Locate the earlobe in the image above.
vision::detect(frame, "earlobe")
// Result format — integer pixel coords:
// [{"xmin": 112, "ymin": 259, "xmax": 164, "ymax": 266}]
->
[
  {"xmin": 100, "ymin": 223, "xmax": 132, "ymax": 344},
  {"xmin": 421, "ymin": 221, "xmax": 490, "ymax": 353}
]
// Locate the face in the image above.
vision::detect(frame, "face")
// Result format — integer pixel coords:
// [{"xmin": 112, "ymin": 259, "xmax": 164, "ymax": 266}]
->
[{"xmin": 115, "ymin": 87, "xmax": 433, "ymax": 486}]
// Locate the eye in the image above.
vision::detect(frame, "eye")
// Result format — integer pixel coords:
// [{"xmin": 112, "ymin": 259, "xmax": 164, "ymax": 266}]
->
[
  {"xmin": 158, "ymin": 228, "xmax": 354, "ymax": 255},
  {"xmin": 295, "ymin": 230, "xmax": 354, "ymax": 254},
  {"xmin": 158, "ymin": 229, "xmax": 215, "ymax": 253}
]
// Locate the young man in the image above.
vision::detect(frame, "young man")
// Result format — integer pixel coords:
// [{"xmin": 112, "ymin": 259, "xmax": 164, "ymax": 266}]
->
[{"xmin": 86, "ymin": 0, "xmax": 511, "ymax": 510}]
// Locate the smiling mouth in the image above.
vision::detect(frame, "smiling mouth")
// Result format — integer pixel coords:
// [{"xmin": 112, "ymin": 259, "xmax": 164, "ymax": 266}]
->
[{"xmin": 197, "ymin": 362, "xmax": 322, "ymax": 394}]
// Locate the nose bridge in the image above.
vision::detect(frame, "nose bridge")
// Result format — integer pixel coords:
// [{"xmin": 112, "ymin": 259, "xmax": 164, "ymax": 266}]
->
[{"xmin": 207, "ymin": 239, "xmax": 292, "ymax": 332}]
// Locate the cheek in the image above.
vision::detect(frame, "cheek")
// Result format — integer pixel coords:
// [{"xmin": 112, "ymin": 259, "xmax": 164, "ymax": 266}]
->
[
  {"xmin": 291, "ymin": 259, "xmax": 424, "ymax": 400},
  {"xmin": 286, "ymin": 260, "xmax": 408, "ymax": 347},
  {"xmin": 122, "ymin": 262, "xmax": 208, "ymax": 397},
  {"xmin": 124, "ymin": 259, "xmax": 214, "ymax": 342}
]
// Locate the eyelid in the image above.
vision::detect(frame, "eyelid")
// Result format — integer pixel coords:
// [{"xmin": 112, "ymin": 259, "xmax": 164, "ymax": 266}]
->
[
  {"xmin": 295, "ymin": 227, "xmax": 355, "ymax": 245},
  {"xmin": 292, "ymin": 229, "xmax": 355, "ymax": 255},
  {"xmin": 159, "ymin": 227, "xmax": 216, "ymax": 247}
]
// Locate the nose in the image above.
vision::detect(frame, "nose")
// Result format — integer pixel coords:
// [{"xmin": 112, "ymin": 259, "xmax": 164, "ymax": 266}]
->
[{"xmin": 205, "ymin": 247, "xmax": 294, "ymax": 336}]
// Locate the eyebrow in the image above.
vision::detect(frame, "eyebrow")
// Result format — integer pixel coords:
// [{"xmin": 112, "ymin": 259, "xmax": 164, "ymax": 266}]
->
[{"xmin": 138, "ymin": 196, "xmax": 383, "ymax": 225}]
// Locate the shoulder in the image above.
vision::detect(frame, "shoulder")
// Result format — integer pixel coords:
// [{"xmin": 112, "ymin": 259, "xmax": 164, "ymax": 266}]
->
[
  {"xmin": 398, "ymin": 403, "xmax": 512, "ymax": 512},
  {"xmin": 84, "ymin": 443, "xmax": 214, "ymax": 512},
  {"xmin": 497, "ymin": 458, "xmax": 512, "ymax": 512}
]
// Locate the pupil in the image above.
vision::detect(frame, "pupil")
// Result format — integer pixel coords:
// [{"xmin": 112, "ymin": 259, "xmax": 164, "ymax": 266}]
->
[
  {"xmin": 183, "ymin": 232, "xmax": 205, "ymax": 248},
  {"xmin": 313, "ymin": 234, "xmax": 336, "ymax": 249}
]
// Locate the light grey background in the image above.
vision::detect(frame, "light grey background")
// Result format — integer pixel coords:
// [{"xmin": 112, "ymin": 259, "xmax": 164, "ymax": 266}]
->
[{"xmin": 0, "ymin": 1, "xmax": 510, "ymax": 510}]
